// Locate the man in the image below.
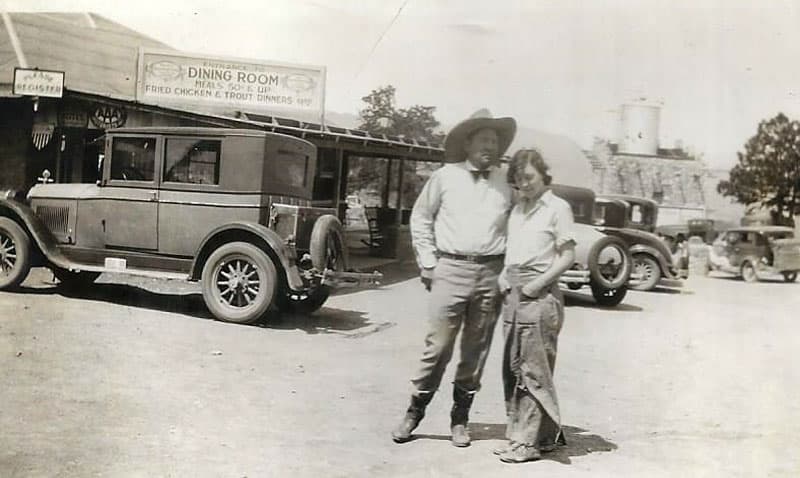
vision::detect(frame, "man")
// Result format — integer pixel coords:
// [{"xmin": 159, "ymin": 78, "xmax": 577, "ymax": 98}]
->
[{"xmin": 391, "ymin": 109, "xmax": 516, "ymax": 447}]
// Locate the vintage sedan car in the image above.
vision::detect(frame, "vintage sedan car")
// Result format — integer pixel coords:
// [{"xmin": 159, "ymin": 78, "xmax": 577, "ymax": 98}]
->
[
  {"xmin": 708, "ymin": 226, "xmax": 800, "ymax": 282},
  {"xmin": 550, "ymin": 185, "xmax": 633, "ymax": 307},
  {"xmin": 594, "ymin": 196, "xmax": 685, "ymax": 291},
  {"xmin": 0, "ymin": 127, "xmax": 379, "ymax": 324},
  {"xmin": 598, "ymin": 194, "xmax": 659, "ymax": 233}
]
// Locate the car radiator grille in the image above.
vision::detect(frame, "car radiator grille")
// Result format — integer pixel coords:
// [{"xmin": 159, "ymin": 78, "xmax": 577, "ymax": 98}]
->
[{"xmin": 36, "ymin": 205, "xmax": 70, "ymax": 236}]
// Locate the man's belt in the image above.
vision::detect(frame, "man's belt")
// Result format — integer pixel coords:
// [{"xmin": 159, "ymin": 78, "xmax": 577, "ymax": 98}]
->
[{"xmin": 436, "ymin": 251, "xmax": 504, "ymax": 263}]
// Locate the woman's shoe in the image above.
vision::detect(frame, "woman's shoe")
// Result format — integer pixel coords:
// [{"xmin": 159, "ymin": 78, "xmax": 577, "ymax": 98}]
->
[
  {"xmin": 492, "ymin": 441, "xmax": 519, "ymax": 456},
  {"xmin": 499, "ymin": 444, "xmax": 541, "ymax": 463}
]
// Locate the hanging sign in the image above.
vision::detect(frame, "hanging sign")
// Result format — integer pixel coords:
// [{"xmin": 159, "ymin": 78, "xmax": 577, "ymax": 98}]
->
[
  {"xmin": 137, "ymin": 49, "xmax": 326, "ymax": 123},
  {"xmin": 13, "ymin": 68, "xmax": 65, "ymax": 98}
]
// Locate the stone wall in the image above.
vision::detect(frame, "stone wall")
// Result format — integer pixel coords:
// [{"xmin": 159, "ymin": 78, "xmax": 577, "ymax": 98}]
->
[{"xmin": 588, "ymin": 140, "xmax": 707, "ymax": 208}]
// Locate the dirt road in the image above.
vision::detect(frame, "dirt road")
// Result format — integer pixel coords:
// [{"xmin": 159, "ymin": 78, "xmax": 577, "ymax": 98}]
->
[{"xmin": 1, "ymin": 265, "xmax": 798, "ymax": 477}]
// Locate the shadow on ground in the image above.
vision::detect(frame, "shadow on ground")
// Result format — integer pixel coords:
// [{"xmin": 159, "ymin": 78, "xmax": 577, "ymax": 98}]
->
[
  {"xmin": 12, "ymin": 277, "xmax": 385, "ymax": 336},
  {"xmin": 562, "ymin": 291, "xmax": 644, "ymax": 312},
  {"xmin": 262, "ymin": 307, "xmax": 394, "ymax": 337},
  {"xmin": 413, "ymin": 423, "xmax": 617, "ymax": 464}
]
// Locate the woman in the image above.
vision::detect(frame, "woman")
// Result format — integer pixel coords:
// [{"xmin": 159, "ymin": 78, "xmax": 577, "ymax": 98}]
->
[{"xmin": 494, "ymin": 148, "xmax": 576, "ymax": 464}]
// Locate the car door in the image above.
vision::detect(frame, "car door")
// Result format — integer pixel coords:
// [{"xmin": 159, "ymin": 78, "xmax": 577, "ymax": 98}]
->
[{"xmin": 96, "ymin": 135, "xmax": 161, "ymax": 250}]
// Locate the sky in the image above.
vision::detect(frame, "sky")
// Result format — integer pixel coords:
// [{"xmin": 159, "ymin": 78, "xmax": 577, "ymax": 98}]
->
[{"xmin": 4, "ymin": 0, "xmax": 800, "ymax": 168}]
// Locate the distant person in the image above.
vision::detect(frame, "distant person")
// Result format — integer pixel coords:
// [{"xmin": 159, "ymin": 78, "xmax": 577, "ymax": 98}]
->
[
  {"xmin": 391, "ymin": 109, "xmax": 516, "ymax": 447},
  {"xmin": 673, "ymin": 233, "xmax": 689, "ymax": 269},
  {"xmin": 492, "ymin": 148, "xmax": 575, "ymax": 463}
]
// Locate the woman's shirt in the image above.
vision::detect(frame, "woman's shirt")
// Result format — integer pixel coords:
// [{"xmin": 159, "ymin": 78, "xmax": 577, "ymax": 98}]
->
[{"xmin": 505, "ymin": 189, "xmax": 576, "ymax": 272}]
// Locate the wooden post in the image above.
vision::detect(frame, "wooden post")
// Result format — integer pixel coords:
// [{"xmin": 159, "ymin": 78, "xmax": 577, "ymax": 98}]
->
[
  {"xmin": 382, "ymin": 158, "xmax": 392, "ymax": 208},
  {"xmin": 395, "ymin": 158, "xmax": 404, "ymax": 225}
]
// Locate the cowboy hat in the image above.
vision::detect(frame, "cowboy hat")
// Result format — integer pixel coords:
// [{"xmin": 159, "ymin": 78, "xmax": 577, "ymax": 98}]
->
[{"xmin": 443, "ymin": 109, "xmax": 517, "ymax": 163}]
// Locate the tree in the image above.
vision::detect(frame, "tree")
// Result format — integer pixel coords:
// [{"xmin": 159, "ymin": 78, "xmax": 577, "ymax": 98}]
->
[
  {"xmin": 717, "ymin": 113, "xmax": 800, "ymax": 226},
  {"xmin": 358, "ymin": 85, "xmax": 444, "ymax": 143},
  {"xmin": 349, "ymin": 86, "xmax": 445, "ymax": 208}
]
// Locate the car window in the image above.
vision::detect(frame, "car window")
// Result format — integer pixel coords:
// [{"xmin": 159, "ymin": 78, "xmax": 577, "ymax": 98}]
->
[
  {"xmin": 630, "ymin": 204, "xmax": 643, "ymax": 223},
  {"xmin": 274, "ymin": 149, "xmax": 309, "ymax": 187},
  {"xmin": 110, "ymin": 137, "xmax": 156, "ymax": 182},
  {"xmin": 725, "ymin": 232, "xmax": 742, "ymax": 243},
  {"xmin": 163, "ymin": 138, "xmax": 221, "ymax": 185}
]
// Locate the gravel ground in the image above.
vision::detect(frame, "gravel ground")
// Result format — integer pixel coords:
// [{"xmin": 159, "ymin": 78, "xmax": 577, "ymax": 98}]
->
[{"xmin": 1, "ymin": 266, "xmax": 798, "ymax": 477}]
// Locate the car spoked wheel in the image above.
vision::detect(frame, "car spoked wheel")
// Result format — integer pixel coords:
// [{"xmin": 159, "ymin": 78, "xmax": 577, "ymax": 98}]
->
[
  {"xmin": 286, "ymin": 215, "xmax": 347, "ymax": 315},
  {"xmin": 0, "ymin": 217, "xmax": 32, "ymax": 290},
  {"xmin": 740, "ymin": 261, "xmax": 758, "ymax": 283},
  {"xmin": 631, "ymin": 254, "xmax": 661, "ymax": 291},
  {"xmin": 201, "ymin": 242, "xmax": 277, "ymax": 324},
  {"xmin": 783, "ymin": 271, "xmax": 798, "ymax": 283}
]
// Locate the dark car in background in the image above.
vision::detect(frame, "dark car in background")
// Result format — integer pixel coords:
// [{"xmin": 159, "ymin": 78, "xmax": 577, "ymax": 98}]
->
[
  {"xmin": 594, "ymin": 196, "xmax": 685, "ymax": 291},
  {"xmin": 598, "ymin": 194, "xmax": 659, "ymax": 233}
]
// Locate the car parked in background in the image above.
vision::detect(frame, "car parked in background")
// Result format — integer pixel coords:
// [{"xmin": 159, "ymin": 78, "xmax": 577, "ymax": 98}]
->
[
  {"xmin": 598, "ymin": 194, "xmax": 659, "ymax": 233},
  {"xmin": 708, "ymin": 226, "xmax": 800, "ymax": 282},
  {"xmin": 550, "ymin": 185, "xmax": 633, "ymax": 307},
  {"xmin": 0, "ymin": 127, "xmax": 380, "ymax": 324},
  {"xmin": 594, "ymin": 196, "xmax": 685, "ymax": 291}
]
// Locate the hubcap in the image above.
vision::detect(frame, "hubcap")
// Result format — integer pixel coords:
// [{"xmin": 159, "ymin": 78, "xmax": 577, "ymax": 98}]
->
[
  {"xmin": 635, "ymin": 260, "xmax": 654, "ymax": 280},
  {"xmin": 214, "ymin": 257, "xmax": 261, "ymax": 309},
  {"xmin": 0, "ymin": 233, "xmax": 17, "ymax": 275}
]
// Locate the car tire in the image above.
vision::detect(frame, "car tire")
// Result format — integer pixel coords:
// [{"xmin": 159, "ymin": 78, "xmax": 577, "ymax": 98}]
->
[
  {"xmin": 588, "ymin": 235, "xmax": 632, "ymax": 290},
  {"xmin": 201, "ymin": 242, "xmax": 277, "ymax": 324},
  {"xmin": 740, "ymin": 261, "xmax": 758, "ymax": 283},
  {"xmin": 285, "ymin": 215, "xmax": 347, "ymax": 315},
  {"xmin": 783, "ymin": 271, "xmax": 798, "ymax": 283},
  {"xmin": 631, "ymin": 254, "xmax": 661, "ymax": 291},
  {"xmin": 590, "ymin": 283, "xmax": 628, "ymax": 307},
  {"xmin": 0, "ymin": 217, "xmax": 32, "ymax": 290},
  {"xmin": 52, "ymin": 268, "xmax": 101, "ymax": 290}
]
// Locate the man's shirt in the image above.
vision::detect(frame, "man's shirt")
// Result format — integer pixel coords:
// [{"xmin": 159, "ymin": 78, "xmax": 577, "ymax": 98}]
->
[
  {"xmin": 410, "ymin": 161, "xmax": 512, "ymax": 269},
  {"xmin": 505, "ymin": 189, "xmax": 576, "ymax": 272}
]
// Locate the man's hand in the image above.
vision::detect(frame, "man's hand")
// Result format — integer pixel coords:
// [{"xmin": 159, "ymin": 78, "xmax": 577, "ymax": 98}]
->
[
  {"xmin": 497, "ymin": 272, "xmax": 511, "ymax": 295},
  {"xmin": 420, "ymin": 267, "xmax": 435, "ymax": 292}
]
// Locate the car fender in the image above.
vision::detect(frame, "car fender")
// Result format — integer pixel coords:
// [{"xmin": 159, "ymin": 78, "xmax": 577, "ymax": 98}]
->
[
  {"xmin": 629, "ymin": 244, "xmax": 671, "ymax": 277},
  {"xmin": 0, "ymin": 197, "xmax": 73, "ymax": 269},
  {"xmin": 190, "ymin": 221, "xmax": 304, "ymax": 290}
]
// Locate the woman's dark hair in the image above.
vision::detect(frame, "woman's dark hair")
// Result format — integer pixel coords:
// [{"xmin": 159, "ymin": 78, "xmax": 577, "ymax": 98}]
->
[{"xmin": 507, "ymin": 148, "xmax": 552, "ymax": 187}]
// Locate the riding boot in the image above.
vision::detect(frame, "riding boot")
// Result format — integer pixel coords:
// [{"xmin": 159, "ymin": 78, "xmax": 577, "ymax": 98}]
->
[
  {"xmin": 391, "ymin": 392, "xmax": 434, "ymax": 443},
  {"xmin": 450, "ymin": 385, "xmax": 476, "ymax": 447}
]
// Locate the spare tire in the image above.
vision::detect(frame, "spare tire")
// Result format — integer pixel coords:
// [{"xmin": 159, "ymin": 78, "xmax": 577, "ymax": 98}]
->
[
  {"xmin": 286, "ymin": 215, "xmax": 347, "ymax": 314},
  {"xmin": 588, "ymin": 235, "xmax": 632, "ymax": 290},
  {"xmin": 309, "ymin": 215, "xmax": 348, "ymax": 272}
]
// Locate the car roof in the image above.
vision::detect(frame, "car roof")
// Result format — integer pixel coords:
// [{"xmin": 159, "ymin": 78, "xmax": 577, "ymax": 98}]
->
[
  {"xmin": 599, "ymin": 194, "xmax": 658, "ymax": 207},
  {"xmin": 724, "ymin": 226, "xmax": 794, "ymax": 233}
]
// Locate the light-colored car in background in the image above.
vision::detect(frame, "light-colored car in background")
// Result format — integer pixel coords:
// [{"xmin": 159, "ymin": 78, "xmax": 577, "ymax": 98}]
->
[
  {"xmin": 551, "ymin": 185, "xmax": 633, "ymax": 307},
  {"xmin": 708, "ymin": 226, "xmax": 800, "ymax": 282}
]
